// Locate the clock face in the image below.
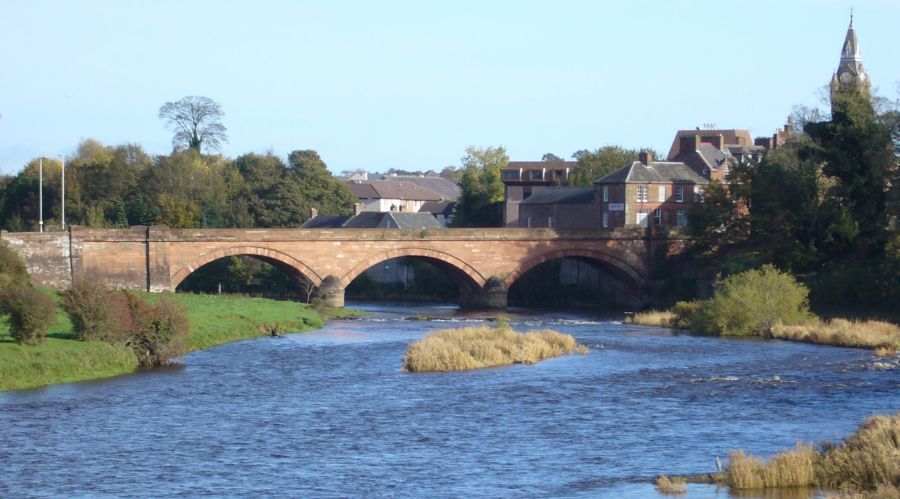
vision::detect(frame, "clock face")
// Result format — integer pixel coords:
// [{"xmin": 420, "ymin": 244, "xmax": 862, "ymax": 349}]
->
[{"xmin": 839, "ymin": 72, "xmax": 854, "ymax": 84}]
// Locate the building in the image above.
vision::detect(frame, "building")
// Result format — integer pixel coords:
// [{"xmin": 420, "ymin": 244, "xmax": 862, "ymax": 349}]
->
[
  {"xmin": 302, "ymin": 211, "xmax": 443, "ymax": 229},
  {"xmin": 830, "ymin": 15, "xmax": 870, "ymax": 106},
  {"xmin": 501, "ymin": 160, "xmax": 577, "ymax": 226},
  {"xmin": 347, "ymin": 180, "xmax": 443, "ymax": 213},
  {"xmin": 517, "ymin": 188, "xmax": 596, "ymax": 229},
  {"xmin": 594, "ymin": 151, "xmax": 708, "ymax": 228}
]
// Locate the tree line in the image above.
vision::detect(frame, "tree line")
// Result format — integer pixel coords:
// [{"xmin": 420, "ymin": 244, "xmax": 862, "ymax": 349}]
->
[{"xmin": 686, "ymin": 89, "xmax": 900, "ymax": 312}]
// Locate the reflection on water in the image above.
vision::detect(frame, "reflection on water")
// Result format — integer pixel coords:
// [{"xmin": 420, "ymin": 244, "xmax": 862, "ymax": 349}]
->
[{"xmin": 1, "ymin": 303, "xmax": 897, "ymax": 498}]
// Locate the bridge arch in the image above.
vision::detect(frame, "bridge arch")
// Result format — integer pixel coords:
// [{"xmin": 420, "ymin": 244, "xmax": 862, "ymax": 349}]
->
[
  {"xmin": 170, "ymin": 246, "xmax": 322, "ymax": 292},
  {"xmin": 339, "ymin": 247, "xmax": 486, "ymax": 290},
  {"xmin": 503, "ymin": 247, "xmax": 645, "ymax": 291}
]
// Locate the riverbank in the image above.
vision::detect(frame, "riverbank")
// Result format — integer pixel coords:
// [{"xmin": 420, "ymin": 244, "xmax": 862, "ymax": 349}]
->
[
  {"xmin": 0, "ymin": 293, "xmax": 326, "ymax": 391},
  {"xmin": 627, "ymin": 309, "xmax": 900, "ymax": 354}
]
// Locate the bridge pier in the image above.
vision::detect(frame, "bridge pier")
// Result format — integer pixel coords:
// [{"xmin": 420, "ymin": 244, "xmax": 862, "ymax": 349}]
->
[
  {"xmin": 317, "ymin": 275, "xmax": 345, "ymax": 308},
  {"xmin": 460, "ymin": 276, "xmax": 508, "ymax": 310}
]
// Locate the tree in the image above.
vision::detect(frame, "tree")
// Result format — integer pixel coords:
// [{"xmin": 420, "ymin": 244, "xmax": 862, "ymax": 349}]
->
[
  {"xmin": 569, "ymin": 146, "xmax": 643, "ymax": 186},
  {"xmin": 542, "ymin": 153, "xmax": 563, "ymax": 161},
  {"xmin": 453, "ymin": 146, "xmax": 508, "ymax": 227},
  {"xmin": 158, "ymin": 96, "xmax": 228, "ymax": 153}
]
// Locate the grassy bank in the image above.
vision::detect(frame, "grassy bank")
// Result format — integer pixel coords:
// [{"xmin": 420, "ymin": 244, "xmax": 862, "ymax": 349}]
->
[
  {"xmin": 1, "ymin": 292, "xmax": 324, "ymax": 391},
  {"xmin": 403, "ymin": 325, "xmax": 588, "ymax": 372}
]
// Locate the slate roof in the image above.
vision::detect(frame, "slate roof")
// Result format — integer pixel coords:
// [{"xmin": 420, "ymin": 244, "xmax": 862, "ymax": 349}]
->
[
  {"xmin": 595, "ymin": 161, "xmax": 709, "ymax": 185},
  {"xmin": 506, "ymin": 161, "xmax": 578, "ymax": 170},
  {"xmin": 382, "ymin": 176, "xmax": 460, "ymax": 201},
  {"xmin": 342, "ymin": 212, "xmax": 388, "ymax": 228},
  {"xmin": 384, "ymin": 212, "xmax": 443, "ymax": 229},
  {"xmin": 419, "ymin": 200, "xmax": 456, "ymax": 217},
  {"xmin": 300, "ymin": 215, "xmax": 352, "ymax": 228},
  {"xmin": 347, "ymin": 180, "xmax": 443, "ymax": 202},
  {"xmin": 519, "ymin": 187, "xmax": 596, "ymax": 205}
]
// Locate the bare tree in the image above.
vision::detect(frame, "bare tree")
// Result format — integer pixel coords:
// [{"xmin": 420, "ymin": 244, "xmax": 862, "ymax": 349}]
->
[{"xmin": 158, "ymin": 96, "xmax": 228, "ymax": 153}]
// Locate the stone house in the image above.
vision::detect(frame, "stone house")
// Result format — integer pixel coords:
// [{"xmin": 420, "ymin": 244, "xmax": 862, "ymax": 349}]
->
[
  {"xmin": 501, "ymin": 160, "xmax": 577, "ymax": 227},
  {"xmin": 347, "ymin": 180, "xmax": 443, "ymax": 213}
]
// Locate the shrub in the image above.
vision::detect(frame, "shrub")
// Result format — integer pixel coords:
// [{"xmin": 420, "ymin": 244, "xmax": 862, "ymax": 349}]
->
[
  {"xmin": 403, "ymin": 325, "xmax": 587, "ymax": 372},
  {"xmin": 629, "ymin": 310, "xmax": 672, "ymax": 327},
  {"xmin": 123, "ymin": 292, "xmax": 189, "ymax": 367},
  {"xmin": 0, "ymin": 240, "xmax": 30, "ymax": 289},
  {"xmin": 0, "ymin": 286, "xmax": 57, "ymax": 345},
  {"xmin": 655, "ymin": 475, "xmax": 687, "ymax": 495},
  {"xmin": 726, "ymin": 450, "xmax": 766, "ymax": 489},
  {"xmin": 691, "ymin": 265, "xmax": 811, "ymax": 336},
  {"xmin": 670, "ymin": 301, "xmax": 700, "ymax": 330},
  {"xmin": 60, "ymin": 278, "xmax": 131, "ymax": 342}
]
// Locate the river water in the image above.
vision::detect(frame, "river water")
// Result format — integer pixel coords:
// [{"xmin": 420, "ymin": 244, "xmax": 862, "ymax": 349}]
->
[{"xmin": 1, "ymin": 304, "xmax": 898, "ymax": 498}]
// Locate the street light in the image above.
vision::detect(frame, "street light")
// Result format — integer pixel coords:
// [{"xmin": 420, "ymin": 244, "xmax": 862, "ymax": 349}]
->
[
  {"xmin": 60, "ymin": 155, "xmax": 65, "ymax": 230},
  {"xmin": 38, "ymin": 158, "xmax": 44, "ymax": 232}
]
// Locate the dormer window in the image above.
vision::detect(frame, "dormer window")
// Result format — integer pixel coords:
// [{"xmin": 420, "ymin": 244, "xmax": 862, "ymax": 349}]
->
[{"xmin": 530, "ymin": 169, "xmax": 544, "ymax": 181}]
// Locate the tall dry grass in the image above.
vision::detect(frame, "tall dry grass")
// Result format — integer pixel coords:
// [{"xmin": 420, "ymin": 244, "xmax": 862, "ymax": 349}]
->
[
  {"xmin": 655, "ymin": 475, "xmax": 687, "ymax": 495},
  {"xmin": 725, "ymin": 414, "xmax": 900, "ymax": 494},
  {"xmin": 402, "ymin": 325, "xmax": 588, "ymax": 372},
  {"xmin": 818, "ymin": 413, "xmax": 900, "ymax": 493},
  {"xmin": 770, "ymin": 319, "xmax": 900, "ymax": 352},
  {"xmin": 628, "ymin": 310, "xmax": 673, "ymax": 327}
]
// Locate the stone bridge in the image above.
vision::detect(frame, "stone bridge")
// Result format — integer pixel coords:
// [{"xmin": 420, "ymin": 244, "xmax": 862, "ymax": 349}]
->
[{"xmin": 1, "ymin": 226, "xmax": 688, "ymax": 309}]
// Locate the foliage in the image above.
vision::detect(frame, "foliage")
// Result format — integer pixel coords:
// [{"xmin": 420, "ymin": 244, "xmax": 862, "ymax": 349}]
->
[
  {"xmin": 670, "ymin": 301, "xmax": 700, "ymax": 330},
  {"xmin": 0, "ymin": 240, "xmax": 30, "ymax": 289},
  {"xmin": 158, "ymin": 96, "xmax": 228, "ymax": 153},
  {"xmin": 726, "ymin": 444, "xmax": 817, "ymax": 490},
  {"xmin": 453, "ymin": 145, "xmax": 508, "ymax": 227},
  {"xmin": 60, "ymin": 278, "xmax": 131, "ymax": 342},
  {"xmin": 0, "ymin": 286, "xmax": 57, "ymax": 344},
  {"xmin": 690, "ymin": 265, "xmax": 811, "ymax": 336},
  {"xmin": 569, "ymin": 145, "xmax": 642, "ymax": 186},
  {"xmin": 123, "ymin": 292, "xmax": 189, "ymax": 367}
]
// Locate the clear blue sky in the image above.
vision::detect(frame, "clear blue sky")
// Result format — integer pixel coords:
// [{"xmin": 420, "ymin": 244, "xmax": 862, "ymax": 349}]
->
[{"xmin": 1, "ymin": 0, "xmax": 898, "ymax": 175}]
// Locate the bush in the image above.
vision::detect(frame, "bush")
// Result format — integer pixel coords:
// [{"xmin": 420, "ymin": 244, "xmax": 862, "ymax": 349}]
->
[
  {"xmin": 123, "ymin": 292, "xmax": 189, "ymax": 367},
  {"xmin": 670, "ymin": 301, "xmax": 700, "ymax": 330},
  {"xmin": 0, "ymin": 286, "xmax": 57, "ymax": 345},
  {"xmin": 0, "ymin": 240, "xmax": 30, "ymax": 289},
  {"xmin": 691, "ymin": 265, "xmax": 811, "ymax": 336},
  {"xmin": 818, "ymin": 413, "xmax": 900, "ymax": 492},
  {"xmin": 60, "ymin": 278, "xmax": 131, "ymax": 342}
]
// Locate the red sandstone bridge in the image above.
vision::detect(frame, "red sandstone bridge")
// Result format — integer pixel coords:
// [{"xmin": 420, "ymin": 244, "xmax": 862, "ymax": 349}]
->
[{"xmin": 1, "ymin": 226, "xmax": 687, "ymax": 309}]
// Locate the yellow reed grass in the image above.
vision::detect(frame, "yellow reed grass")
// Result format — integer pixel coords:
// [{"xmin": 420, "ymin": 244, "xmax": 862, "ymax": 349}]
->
[
  {"xmin": 770, "ymin": 319, "xmax": 900, "ymax": 351},
  {"xmin": 727, "ymin": 450, "xmax": 766, "ymax": 490},
  {"xmin": 818, "ymin": 413, "xmax": 900, "ymax": 493},
  {"xmin": 655, "ymin": 475, "xmax": 687, "ymax": 495},
  {"xmin": 402, "ymin": 326, "xmax": 588, "ymax": 372},
  {"xmin": 628, "ymin": 310, "xmax": 674, "ymax": 327}
]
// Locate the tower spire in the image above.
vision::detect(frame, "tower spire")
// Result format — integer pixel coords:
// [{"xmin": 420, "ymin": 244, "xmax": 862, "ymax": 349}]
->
[{"xmin": 830, "ymin": 14, "xmax": 870, "ymax": 105}]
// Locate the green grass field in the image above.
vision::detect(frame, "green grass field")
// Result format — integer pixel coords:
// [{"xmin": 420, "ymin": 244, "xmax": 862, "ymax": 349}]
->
[{"xmin": 0, "ymin": 292, "xmax": 325, "ymax": 391}]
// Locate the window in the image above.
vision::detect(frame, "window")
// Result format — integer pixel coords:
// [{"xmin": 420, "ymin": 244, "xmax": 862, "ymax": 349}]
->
[
  {"xmin": 526, "ymin": 216, "xmax": 532, "ymax": 228},
  {"xmin": 602, "ymin": 211, "xmax": 609, "ymax": 228},
  {"xmin": 602, "ymin": 186, "xmax": 609, "ymax": 202},
  {"xmin": 676, "ymin": 186, "xmax": 684, "ymax": 203},
  {"xmin": 658, "ymin": 185, "xmax": 666, "ymax": 202},
  {"xmin": 636, "ymin": 185, "xmax": 648, "ymax": 202},
  {"xmin": 654, "ymin": 209, "xmax": 662, "ymax": 225},
  {"xmin": 676, "ymin": 210, "xmax": 687, "ymax": 227},
  {"xmin": 547, "ymin": 216, "xmax": 553, "ymax": 228},
  {"xmin": 636, "ymin": 210, "xmax": 649, "ymax": 227},
  {"xmin": 694, "ymin": 186, "xmax": 705, "ymax": 203},
  {"xmin": 530, "ymin": 169, "xmax": 544, "ymax": 181},
  {"xmin": 554, "ymin": 169, "xmax": 565, "ymax": 180},
  {"xmin": 501, "ymin": 169, "xmax": 520, "ymax": 181}
]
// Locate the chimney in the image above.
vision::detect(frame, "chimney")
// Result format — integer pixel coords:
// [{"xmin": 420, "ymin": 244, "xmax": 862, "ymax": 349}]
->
[
  {"xmin": 310, "ymin": 207, "xmax": 318, "ymax": 219},
  {"xmin": 639, "ymin": 150, "xmax": 653, "ymax": 166}
]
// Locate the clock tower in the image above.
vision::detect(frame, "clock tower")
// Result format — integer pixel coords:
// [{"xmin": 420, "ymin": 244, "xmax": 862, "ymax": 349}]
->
[{"xmin": 830, "ymin": 15, "xmax": 871, "ymax": 105}]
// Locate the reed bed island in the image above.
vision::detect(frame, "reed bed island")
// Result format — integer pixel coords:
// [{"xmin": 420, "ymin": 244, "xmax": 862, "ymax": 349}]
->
[{"xmin": 402, "ymin": 324, "xmax": 588, "ymax": 372}]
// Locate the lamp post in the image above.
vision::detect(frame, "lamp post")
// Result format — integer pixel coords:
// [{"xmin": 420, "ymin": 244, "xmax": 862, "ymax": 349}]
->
[
  {"xmin": 60, "ymin": 155, "xmax": 65, "ymax": 230},
  {"xmin": 38, "ymin": 158, "xmax": 44, "ymax": 232}
]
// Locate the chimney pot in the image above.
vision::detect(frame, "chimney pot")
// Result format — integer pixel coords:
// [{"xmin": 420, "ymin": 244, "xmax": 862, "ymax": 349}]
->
[{"xmin": 639, "ymin": 150, "xmax": 653, "ymax": 166}]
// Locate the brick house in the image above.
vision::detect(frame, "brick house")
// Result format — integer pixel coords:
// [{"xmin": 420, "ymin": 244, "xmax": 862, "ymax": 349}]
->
[
  {"xmin": 501, "ymin": 160, "xmax": 577, "ymax": 227},
  {"xmin": 594, "ymin": 151, "xmax": 708, "ymax": 228}
]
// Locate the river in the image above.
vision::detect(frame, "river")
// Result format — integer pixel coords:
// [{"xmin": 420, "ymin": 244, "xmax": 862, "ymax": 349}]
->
[{"xmin": 1, "ymin": 304, "xmax": 898, "ymax": 498}]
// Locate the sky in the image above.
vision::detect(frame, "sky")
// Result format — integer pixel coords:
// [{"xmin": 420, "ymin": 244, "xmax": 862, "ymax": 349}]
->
[{"xmin": 1, "ymin": 0, "xmax": 899, "ymax": 175}]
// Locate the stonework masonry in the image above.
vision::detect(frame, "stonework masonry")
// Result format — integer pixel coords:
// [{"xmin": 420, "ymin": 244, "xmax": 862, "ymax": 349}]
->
[{"xmin": 2, "ymin": 226, "xmax": 689, "ymax": 309}]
